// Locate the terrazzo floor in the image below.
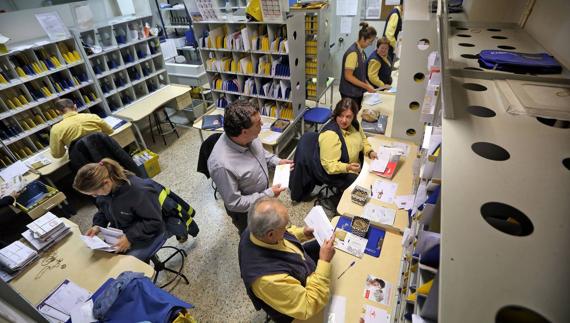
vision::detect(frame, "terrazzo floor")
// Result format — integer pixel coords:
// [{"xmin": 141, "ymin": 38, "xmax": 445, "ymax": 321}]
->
[{"xmin": 65, "ymin": 124, "xmax": 330, "ymax": 322}]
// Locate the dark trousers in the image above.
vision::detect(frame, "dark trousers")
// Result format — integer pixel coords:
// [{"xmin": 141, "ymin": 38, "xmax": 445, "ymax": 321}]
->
[
  {"xmin": 225, "ymin": 206, "xmax": 248, "ymax": 234},
  {"xmin": 340, "ymin": 94, "xmax": 363, "ymax": 111}
]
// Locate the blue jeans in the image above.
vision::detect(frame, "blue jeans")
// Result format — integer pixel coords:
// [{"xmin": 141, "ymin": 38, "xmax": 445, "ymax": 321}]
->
[{"xmin": 125, "ymin": 232, "xmax": 168, "ymax": 261}]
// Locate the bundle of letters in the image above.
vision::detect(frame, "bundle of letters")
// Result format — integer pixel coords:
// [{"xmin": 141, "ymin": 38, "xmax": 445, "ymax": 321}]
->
[
  {"xmin": 0, "ymin": 241, "xmax": 38, "ymax": 281},
  {"xmin": 21, "ymin": 212, "xmax": 71, "ymax": 252},
  {"xmin": 257, "ymin": 55, "xmax": 272, "ymax": 75},
  {"xmin": 243, "ymin": 78, "xmax": 257, "ymax": 95},
  {"xmin": 260, "ymin": 103, "xmax": 277, "ymax": 117},
  {"xmin": 271, "ymin": 57, "xmax": 290, "ymax": 77},
  {"xmin": 216, "ymin": 97, "xmax": 228, "ymax": 108},
  {"xmin": 222, "ymin": 79, "xmax": 241, "ymax": 92}
]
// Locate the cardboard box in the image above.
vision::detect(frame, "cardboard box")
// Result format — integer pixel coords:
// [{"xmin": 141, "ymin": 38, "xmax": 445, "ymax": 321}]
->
[
  {"xmin": 171, "ymin": 91, "xmax": 192, "ymax": 110},
  {"xmin": 133, "ymin": 149, "xmax": 161, "ymax": 178}
]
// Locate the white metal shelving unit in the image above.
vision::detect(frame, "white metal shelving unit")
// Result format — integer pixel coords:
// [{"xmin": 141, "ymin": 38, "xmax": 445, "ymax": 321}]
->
[
  {"xmin": 192, "ymin": 16, "xmax": 306, "ymax": 121},
  {"xmin": 73, "ymin": 15, "xmax": 170, "ymax": 115},
  {"xmin": 439, "ymin": 7, "xmax": 570, "ymax": 323},
  {"xmin": 0, "ymin": 36, "xmax": 104, "ymax": 169}
]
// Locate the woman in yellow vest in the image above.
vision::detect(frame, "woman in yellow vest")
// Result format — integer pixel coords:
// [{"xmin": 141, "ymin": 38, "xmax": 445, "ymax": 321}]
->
[
  {"xmin": 367, "ymin": 37, "xmax": 393, "ymax": 90},
  {"xmin": 339, "ymin": 23, "xmax": 377, "ymax": 108}
]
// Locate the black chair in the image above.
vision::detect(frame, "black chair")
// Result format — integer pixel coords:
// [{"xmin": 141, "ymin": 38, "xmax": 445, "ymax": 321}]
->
[
  {"xmin": 197, "ymin": 133, "xmax": 222, "ymax": 200},
  {"xmin": 69, "ymin": 132, "xmax": 144, "ymax": 177}
]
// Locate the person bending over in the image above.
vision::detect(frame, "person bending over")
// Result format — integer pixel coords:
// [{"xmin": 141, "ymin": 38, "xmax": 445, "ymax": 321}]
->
[{"xmin": 73, "ymin": 158, "xmax": 166, "ymax": 261}]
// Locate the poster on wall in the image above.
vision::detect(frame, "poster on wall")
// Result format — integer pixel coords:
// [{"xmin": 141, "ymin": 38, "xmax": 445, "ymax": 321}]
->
[
  {"xmin": 336, "ymin": 0, "xmax": 357, "ymax": 16},
  {"xmin": 35, "ymin": 12, "xmax": 70, "ymax": 41}
]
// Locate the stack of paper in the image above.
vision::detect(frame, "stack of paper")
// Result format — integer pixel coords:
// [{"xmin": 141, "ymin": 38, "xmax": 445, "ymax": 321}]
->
[
  {"xmin": 37, "ymin": 279, "xmax": 92, "ymax": 323},
  {"xmin": 0, "ymin": 174, "xmax": 26, "ymax": 198},
  {"xmin": 0, "ymin": 241, "xmax": 38, "ymax": 274},
  {"xmin": 21, "ymin": 212, "xmax": 71, "ymax": 252},
  {"xmin": 363, "ymin": 93, "xmax": 383, "ymax": 106},
  {"xmin": 371, "ymin": 180, "xmax": 398, "ymax": 204}
]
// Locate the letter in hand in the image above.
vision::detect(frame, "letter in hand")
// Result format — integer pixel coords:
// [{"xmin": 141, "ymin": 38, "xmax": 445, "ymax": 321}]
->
[
  {"xmin": 113, "ymin": 235, "xmax": 131, "ymax": 253},
  {"xmin": 366, "ymin": 84, "xmax": 375, "ymax": 93},
  {"xmin": 85, "ymin": 226, "xmax": 101, "ymax": 237},
  {"xmin": 271, "ymin": 184, "xmax": 286, "ymax": 197},
  {"xmin": 319, "ymin": 235, "xmax": 336, "ymax": 263},
  {"xmin": 278, "ymin": 159, "xmax": 295, "ymax": 171}
]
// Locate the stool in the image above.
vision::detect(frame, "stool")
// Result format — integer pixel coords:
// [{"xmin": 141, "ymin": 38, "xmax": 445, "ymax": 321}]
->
[
  {"xmin": 151, "ymin": 246, "xmax": 190, "ymax": 288},
  {"xmin": 148, "ymin": 107, "xmax": 180, "ymax": 145},
  {"xmin": 302, "ymin": 107, "xmax": 331, "ymax": 134}
]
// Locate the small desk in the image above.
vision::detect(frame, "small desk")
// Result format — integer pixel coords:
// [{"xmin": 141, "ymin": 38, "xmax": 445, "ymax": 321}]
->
[
  {"xmin": 297, "ymin": 217, "xmax": 403, "ymax": 323},
  {"xmin": 337, "ymin": 136, "xmax": 418, "ymax": 232},
  {"xmin": 9, "ymin": 219, "xmax": 154, "ymax": 306},
  {"xmin": 192, "ymin": 106, "xmax": 284, "ymax": 154},
  {"xmin": 114, "ymin": 84, "xmax": 191, "ymax": 149}
]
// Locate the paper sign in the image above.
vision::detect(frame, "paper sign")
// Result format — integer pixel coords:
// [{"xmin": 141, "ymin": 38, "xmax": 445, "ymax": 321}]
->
[
  {"xmin": 0, "ymin": 161, "xmax": 29, "ymax": 181},
  {"xmin": 35, "ymin": 12, "xmax": 70, "ymax": 41},
  {"xmin": 340, "ymin": 16, "xmax": 353, "ymax": 34},
  {"xmin": 337, "ymin": 0, "xmax": 358, "ymax": 16}
]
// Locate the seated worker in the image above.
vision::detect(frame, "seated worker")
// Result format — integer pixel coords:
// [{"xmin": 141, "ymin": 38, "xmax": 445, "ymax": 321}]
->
[
  {"xmin": 49, "ymin": 98, "xmax": 113, "ymax": 158},
  {"xmin": 207, "ymin": 99, "xmax": 293, "ymax": 234},
  {"xmin": 73, "ymin": 158, "xmax": 167, "ymax": 261},
  {"xmin": 239, "ymin": 197, "xmax": 335, "ymax": 322},
  {"xmin": 0, "ymin": 191, "xmax": 32, "ymax": 247},
  {"xmin": 367, "ymin": 37, "xmax": 393, "ymax": 90},
  {"xmin": 318, "ymin": 98, "xmax": 378, "ymax": 191}
]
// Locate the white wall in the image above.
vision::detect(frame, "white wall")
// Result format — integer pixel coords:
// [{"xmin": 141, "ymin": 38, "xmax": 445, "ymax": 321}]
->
[
  {"xmin": 461, "ymin": 0, "xmax": 527, "ymax": 23},
  {"xmin": 524, "ymin": 0, "xmax": 570, "ymax": 69}
]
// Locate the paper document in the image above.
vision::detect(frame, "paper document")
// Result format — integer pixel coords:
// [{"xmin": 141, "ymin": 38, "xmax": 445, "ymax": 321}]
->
[
  {"xmin": 363, "ymin": 204, "xmax": 396, "ymax": 225},
  {"xmin": 0, "ymin": 241, "xmax": 37, "ymax": 271},
  {"xmin": 394, "ymin": 195, "xmax": 414, "ymax": 210},
  {"xmin": 38, "ymin": 303, "xmax": 70, "ymax": 322},
  {"xmin": 70, "ymin": 299, "xmax": 97, "ymax": 323},
  {"xmin": 103, "ymin": 116, "xmax": 126, "ymax": 129},
  {"xmin": 304, "ymin": 206, "xmax": 334, "ymax": 246},
  {"xmin": 364, "ymin": 275, "xmax": 392, "ymax": 306},
  {"xmin": 262, "ymin": 131, "xmax": 280, "ymax": 144},
  {"xmin": 272, "ymin": 164, "xmax": 290, "ymax": 188},
  {"xmin": 0, "ymin": 175, "xmax": 26, "ymax": 197},
  {"xmin": 369, "ymin": 150, "xmax": 390, "ymax": 173},
  {"xmin": 26, "ymin": 212, "xmax": 63, "ymax": 239},
  {"xmin": 337, "ymin": 0, "xmax": 357, "ymax": 16},
  {"xmin": 0, "ymin": 161, "xmax": 29, "ymax": 181},
  {"xmin": 363, "ymin": 93, "xmax": 383, "ymax": 105},
  {"xmin": 371, "ymin": 180, "xmax": 398, "ymax": 204},
  {"xmin": 339, "ymin": 17, "xmax": 353, "ymax": 34},
  {"xmin": 44, "ymin": 280, "xmax": 91, "ymax": 315},
  {"xmin": 80, "ymin": 235, "xmax": 115, "ymax": 252},
  {"xmin": 325, "ymin": 295, "xmax": 347, "ymax": 323},
  {"xmin": 98, "ymin": 226, "xmax": 124, "ymax": 245},
  {"xmin": 335, "ymin": 232, "xmax": 367, "ymax": 258},
  {"xmin": 362, "ymin": 305, "xmax": 390, "ymax": 323}
]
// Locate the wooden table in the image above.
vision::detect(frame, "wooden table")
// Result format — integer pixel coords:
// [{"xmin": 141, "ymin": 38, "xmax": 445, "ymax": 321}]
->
[
  {"xmin": 337, "ymin": 136, "xmax": 418, "ymax": 233},
  {"xmin": 192, "ymin": 106, "xmax": 284, "ymax": 153},
  {"xmin": 9, "ymin": 219, "xmax": 154, "ymax": 306},
  {"xmin": 297, "ymin": 217, "xmax": 403, "ymax": 322},
  {"xmin": 114, "ymin": 84, "xmax": 191, "ymax": 149}
]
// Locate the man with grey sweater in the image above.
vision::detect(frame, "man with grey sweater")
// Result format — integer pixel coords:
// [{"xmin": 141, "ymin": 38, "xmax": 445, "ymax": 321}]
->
[{"xmin": 207, "ymin": 100, "xmax": 293, "ymax": 234}]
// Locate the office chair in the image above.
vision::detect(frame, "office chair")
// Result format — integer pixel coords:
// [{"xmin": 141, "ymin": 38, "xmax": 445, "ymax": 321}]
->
[
  {"xmin": 197, "ymin": 132, "xmax": 222, "ymax": 200},
  {"xmin": 301, "ymin": 106, "xmax": 331, "ymax": 134},
  {"xmin": 148, "ymin": 107, "xmax": 179, "ymax": 146}
]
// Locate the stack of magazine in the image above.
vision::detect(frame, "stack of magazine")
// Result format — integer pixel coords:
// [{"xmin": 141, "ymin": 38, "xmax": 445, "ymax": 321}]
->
[{"xmin": 21, "ymin": 212, "xmax": 71, "ymax": 252}]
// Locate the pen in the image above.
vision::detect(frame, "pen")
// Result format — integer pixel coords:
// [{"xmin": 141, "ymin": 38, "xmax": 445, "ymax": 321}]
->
[
  {"xmin": 337, "ymin": 261, "xmax": 356, "ymax": 279},
  {"xmin": 370, "ymin": 184, "xmax": 373, "ymax": 197}
]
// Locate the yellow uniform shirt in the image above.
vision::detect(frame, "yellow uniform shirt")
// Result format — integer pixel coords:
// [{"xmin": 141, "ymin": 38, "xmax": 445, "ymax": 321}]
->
[
  {"xmin": 319, "ymin": 125, "xmax": 373, "ymax": 175},
  {"xmin": 250, "ymin": 226, "xmax": 332, "ymax": 320},
  {"xmin": 367, "ymin": 56, "xmax": 391, "ymax": 88},
  {"xmin": 49, "ymin": 111, "xmax": 113, "ymax": 158},
  {"xmin": 344, "ymin": 43, "xmax": 365, "ymax": 70},
  {"xmin": 385, "ymin": 7, "xmax": 401, "ymax": 49}
]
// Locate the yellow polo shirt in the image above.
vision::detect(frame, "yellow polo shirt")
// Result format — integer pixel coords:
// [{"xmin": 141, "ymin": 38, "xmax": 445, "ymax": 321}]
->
[
  {"xmin": 344, "ymin": 43, "xmax": 365, "ymax": 70},
  {"xmin": 250, "ymin": 226, "xmax": 332, "ymax": 320},
  {"xmin": 319, "ymin": 125, "xmax": 373, "ymax": 174},
  {"xmin": 367, "ymin": 56, "xmax": 392, "ymax": 87},
  {"xmin": 49, "ymin": 111, "xmax": 113, "ymax": 158},
  {"xmin": 385, "ymin": 7, "xmax": 402, "ymax": 49}
]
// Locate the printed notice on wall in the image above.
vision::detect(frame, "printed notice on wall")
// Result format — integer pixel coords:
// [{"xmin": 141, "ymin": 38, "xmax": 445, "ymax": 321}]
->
[
  {"xmin": 336, "ymin": 0, "xmax": 357, "ymax": 16},
  {"xmin": 340, "ymin": 16, "xmax": 353, "ymax": 35},
  {"xmin": 35, "ymin": 12, "xmax": 70, "ymax": 40}
]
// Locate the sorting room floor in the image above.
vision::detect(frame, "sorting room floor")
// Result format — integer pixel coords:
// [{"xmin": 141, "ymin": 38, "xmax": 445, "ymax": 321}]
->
[{"xmin": 65, "ymin": 126, "xmax": 323, "ymax": 322}]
